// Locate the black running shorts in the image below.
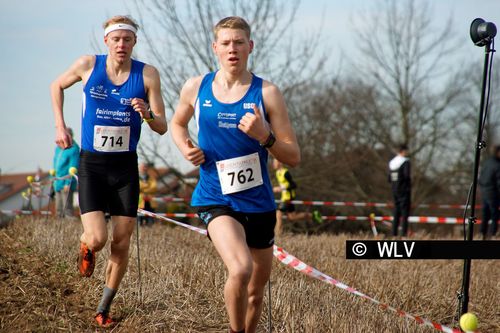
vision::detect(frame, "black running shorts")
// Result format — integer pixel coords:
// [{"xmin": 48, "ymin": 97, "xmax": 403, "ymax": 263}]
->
[
  {"xmin": 78, "ymin": 150, "xmax": 139, "ymax": 217},
  {"xmin": 197, "ymin": 205, "xmax": 276, "ymax": 249}
]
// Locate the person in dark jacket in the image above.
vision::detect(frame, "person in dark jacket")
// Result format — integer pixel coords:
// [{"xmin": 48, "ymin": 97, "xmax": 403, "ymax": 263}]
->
[
  {"xmin": 388, "ymin": 144, "xmax": 411, "ymax": 237},
  {"xmin": 478, "ymin": 145, "xmax": 500, "ymax": 239}
]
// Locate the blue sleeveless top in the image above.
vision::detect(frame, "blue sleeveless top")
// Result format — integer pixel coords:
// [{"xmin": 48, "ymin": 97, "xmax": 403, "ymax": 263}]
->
[
  {"xmin": 81, "ymin": 55, "xmax": 146, "ymax": 153},
  {"xmin": 192, "ymin": 72, "xmax": 276, "ymax": 212}
]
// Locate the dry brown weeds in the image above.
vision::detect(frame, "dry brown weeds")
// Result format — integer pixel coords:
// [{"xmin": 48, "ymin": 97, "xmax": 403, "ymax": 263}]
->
[{"xmin": 0, "ymin": 217, "xmax": 498, "ymax": 332}]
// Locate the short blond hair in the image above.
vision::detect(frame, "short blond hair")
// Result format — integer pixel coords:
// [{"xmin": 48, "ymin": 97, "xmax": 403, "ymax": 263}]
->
[
  {"xmin": 103, "ymin": 15, "xmax": 139, "ymax": 31},
  {"xmin": 213, "ymin": 16, "xmax": 251, "ymax": 40}
]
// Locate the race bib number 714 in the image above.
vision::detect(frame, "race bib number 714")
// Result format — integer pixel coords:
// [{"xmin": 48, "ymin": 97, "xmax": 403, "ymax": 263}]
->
[
  {"xmin": 93, "ymin": 125, "xmax": 130, "ymax": 152},
  {"xmin": 216, "ymin": 153, "xmax": 264, "ymax": 195}
]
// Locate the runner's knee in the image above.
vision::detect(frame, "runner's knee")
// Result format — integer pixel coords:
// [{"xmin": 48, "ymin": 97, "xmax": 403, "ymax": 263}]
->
[
  {"xmin": 228, "ymin": 262, "xmax": 253, "ymax": 285},
  {"xmin": 247, "ymin": 290, "xmax": 264, "ymax": 308},
  {"xmin": 110, "ymin": 236, "xmax": 131, "ymax": 254},
  {"xmin": 86, "ymin": 233, "xmax": 107, "ymax": 251}
]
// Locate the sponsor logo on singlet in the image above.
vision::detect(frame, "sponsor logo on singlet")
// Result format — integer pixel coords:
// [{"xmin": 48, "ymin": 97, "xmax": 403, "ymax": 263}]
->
[
  {"xmin": 243, "ymin": 102, "xmax": 255, "ymax": 109},
  {"xmin": 89, "ymin": 85, "xmax": 108, "ymax": 99},
  {"xmin": 120, "ymin": 98, "xmax": 132, "ymax": 106},
  {"xmin": 217, "ymin": 112, "xmax": 237, "ymax": 129},
  {"xmin": 95, "ymin": 108, "xmax": 131, "ymax": 123},
  {"xmin": 218, "ymin": 121, "xmax": 237, "ymax": 129},
  {"xmin": 202, "ymin": 99, "xmax": 212, "ymax": 107},
  {"xmin": 217, "ymin": 112, "xmax": 237, "ymax": 120}
]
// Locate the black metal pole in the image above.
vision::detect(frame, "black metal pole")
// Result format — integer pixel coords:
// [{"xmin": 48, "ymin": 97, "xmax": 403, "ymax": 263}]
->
[
  {"xmin": 136, "ymin": 218, "xmax": 143, "ymax": 304},
  {"xmin": 267, "ymin": 279, "xmax": 272, "ymax": 333},
  {"xmin": 459, "ymin": 42, "xmax": 493, "ymax": 316}
]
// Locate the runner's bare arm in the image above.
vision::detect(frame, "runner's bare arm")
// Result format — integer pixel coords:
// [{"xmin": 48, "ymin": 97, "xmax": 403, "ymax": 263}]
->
[
  {"xmin": 138, "ymin": 65, "xmax": 167, "ymax": 135},
  {"xmin": 262, "ymin": 81, "xmax": 300, "ymax": 167},
  {"xmin": 50, "ymin": 55, "xmax": 95, "ymax": 149},
  {"xmin": 171, "ymin": 76, "xmax": 205, "ymax": 166}
]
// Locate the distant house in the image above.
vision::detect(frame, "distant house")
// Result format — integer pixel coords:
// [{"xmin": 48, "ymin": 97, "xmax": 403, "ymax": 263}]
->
[{"xmin": 0, "ymin": 171, "xmax": 51, "ymax": 212}]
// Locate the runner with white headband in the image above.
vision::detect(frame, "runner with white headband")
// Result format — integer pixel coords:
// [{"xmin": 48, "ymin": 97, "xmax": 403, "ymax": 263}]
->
[
  {"xmin": 50, "ymin": 14, "xmax": 168, "ymax": 328},
  {"xmin": 104, "ymin": 23, "xmax": 137, "ymax": 37}
]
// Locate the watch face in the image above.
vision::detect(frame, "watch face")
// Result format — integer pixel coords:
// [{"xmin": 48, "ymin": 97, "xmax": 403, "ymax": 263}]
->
[
  {"xmin": 261, "ymin": 132, "xmax": 275, "ymax": 148},
  {"xmin": 267, "ymin": 134, "xmax": 276, "ymax": 148}
]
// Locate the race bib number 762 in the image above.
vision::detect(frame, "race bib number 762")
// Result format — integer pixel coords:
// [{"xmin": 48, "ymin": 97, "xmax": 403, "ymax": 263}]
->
[{"xmin": 216, "ymin": 153, "xmax": 264, "ymax": 195}]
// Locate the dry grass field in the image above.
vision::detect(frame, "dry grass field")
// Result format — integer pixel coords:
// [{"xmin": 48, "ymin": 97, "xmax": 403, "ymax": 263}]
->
[{"xmin": 0, "ymin": 216, "xmax": 498, "ymax": 332}]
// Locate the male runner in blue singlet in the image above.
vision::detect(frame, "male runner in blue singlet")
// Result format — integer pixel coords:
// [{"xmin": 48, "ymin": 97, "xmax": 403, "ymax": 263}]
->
[
  {"xmin": 50, "ymin": 15, "xmax": 167, "ymax": 327},
  {"xmin": 171, "ymin": 16, "xmax": 300, "ymax": 333}
]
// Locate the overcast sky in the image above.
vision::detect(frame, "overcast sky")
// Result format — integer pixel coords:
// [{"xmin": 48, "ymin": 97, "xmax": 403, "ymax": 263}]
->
[{"xmin": 1, "ymin": 0, "xmax": 499, "ymax": 175}]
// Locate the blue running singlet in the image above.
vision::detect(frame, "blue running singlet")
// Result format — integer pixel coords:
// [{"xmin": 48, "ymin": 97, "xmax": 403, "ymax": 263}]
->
[
  {"xmin": 81, "ymin": 55, "xmax": 146, "ymax": 153},
  {"xmin": 192, "ymin": 72, "xmax": 276, "ymax": 213}
]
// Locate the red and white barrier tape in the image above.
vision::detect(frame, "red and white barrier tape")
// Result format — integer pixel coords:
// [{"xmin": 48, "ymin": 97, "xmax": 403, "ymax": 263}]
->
[
  {"xmin": 286, "ymin": 200, "xmax": 476, "ymax": 210},
  {"xmin": 144, "ymin": 212, "xmax": 198, "ymax": 218},
  {"xmin": 137, "ymin": 208, "xmax": 464, "ymax": 333},
  {"xmin": 319, "ymin": 215, "xmax": 479, "ymax": 224},
  {"xmin": 151, "ymin": 212, "xmax": 479, "ymax": 225},
  {"xmin": 5, "ymin": 209, "xmax": 478, "ymax": 227},
  {"xmin": 1, "ymin": 210, "xmax": 52, "ymax": 216},
  {"xmin": 150, "ymin": 195, "xmax": 478, "ymax": 210},
  {"xmin": 374, "ymin": 216, "xmax": 481, "ymax": 225},
  {"xmin": 138, "ymin": 209, "xmax": 206, "ymax": 235},
  {"xmin": 273, "ymin": 246, "xmax": 462, "ymax": 333}
]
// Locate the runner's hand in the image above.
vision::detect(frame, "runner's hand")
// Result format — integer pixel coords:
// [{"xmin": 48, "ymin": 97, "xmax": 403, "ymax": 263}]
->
[
  {"xmin": 55, "ymin": 127, "xmax": 73, "ymax": 149},
  {"xmin": 238, "ymin": 104, "xmax": 270, "ymax": 144},
  {"xmin": 131, "ymin": 98, "xmax": 148, "ymax": 118},
  {"xmin": 185, "ymin": 139, "xmax": 205, "ymax": 166}
]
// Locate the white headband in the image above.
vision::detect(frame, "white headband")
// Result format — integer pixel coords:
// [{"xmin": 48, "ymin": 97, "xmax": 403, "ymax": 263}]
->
[{"xmin": 104, "ymin": 23, "xmax": 137, "ymax": 37}]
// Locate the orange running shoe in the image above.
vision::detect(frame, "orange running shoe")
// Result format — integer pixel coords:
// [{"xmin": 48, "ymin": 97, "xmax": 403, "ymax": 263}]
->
[
  {"xmin": 95, "ymin": 312, "xmax": 115, "ymax": 327},
  {"xmin": 77, "ymin": 242, "xmax": 95, "ymax": 277}
]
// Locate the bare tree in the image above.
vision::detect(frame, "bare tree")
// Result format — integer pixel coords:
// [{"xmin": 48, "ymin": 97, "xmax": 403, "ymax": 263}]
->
[
  {"xmin": 341, "ymin": 0, "xmax": 474, "ymax": 205},
  {"xmin": 278, "ymin": 0, "xmax": 480, "ymax": 226}
]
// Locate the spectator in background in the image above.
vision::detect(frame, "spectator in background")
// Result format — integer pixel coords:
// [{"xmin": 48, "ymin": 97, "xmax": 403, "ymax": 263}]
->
[
  {"xmin": 272, "ymin": 158, "xmax": 322, "ymax": 235},
  {"xmin": 388, "ymin": 144, "xmax": 411, "ymax": 237},
  {"xmin": 138, "ymin": 162, "xmax": 158, "ymax": 226},
  {"xmin": 53, "ymin": 127, "xmax": 80, "ymax": 218},
  {"xmin": 478, "ymin": 145, "xmax": 500, "ymax": 239}
]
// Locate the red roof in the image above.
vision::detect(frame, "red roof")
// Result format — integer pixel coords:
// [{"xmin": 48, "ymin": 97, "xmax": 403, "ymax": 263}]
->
[{"xmin": 0, "ymin": 172, "xmax": 49, "ymax": 202}]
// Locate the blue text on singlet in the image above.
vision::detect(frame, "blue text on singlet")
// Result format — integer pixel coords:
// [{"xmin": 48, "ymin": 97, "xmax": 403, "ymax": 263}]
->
[
  {"xmin": 192, "ymin": 72, "xmax": 276, "ymax": 212},
  {"xmin": 81, "ymin": 55, "xmax": 146, "ymax": 153}
]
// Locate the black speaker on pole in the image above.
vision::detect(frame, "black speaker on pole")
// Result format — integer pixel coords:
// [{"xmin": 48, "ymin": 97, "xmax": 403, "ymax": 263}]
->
[{"xmin": 458, "ymin": 18, "xmax": 496, "ymax": 318}]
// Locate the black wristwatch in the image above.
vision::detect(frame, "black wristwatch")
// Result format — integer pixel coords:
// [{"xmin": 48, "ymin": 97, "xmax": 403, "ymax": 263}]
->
[
  {"xmin": 144, "ymin": 108, "xmax": 155, "ymax": 123},
  {"xmin": 260, "ymin": 132, "xmax": 276, "ymax": 148}
]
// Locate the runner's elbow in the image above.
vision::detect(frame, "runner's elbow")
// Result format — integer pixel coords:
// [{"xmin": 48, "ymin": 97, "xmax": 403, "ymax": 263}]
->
[
  {"xmin": 286, "ymin": 153, "xmax": 301, "ymax": 168},
  {"xmin": 50, "ymin": 80, "xmax": 62, "ymax": 94},
  {"xmin": 156, "ymin": 122, "xmax": 168, "ymax": 135}
]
